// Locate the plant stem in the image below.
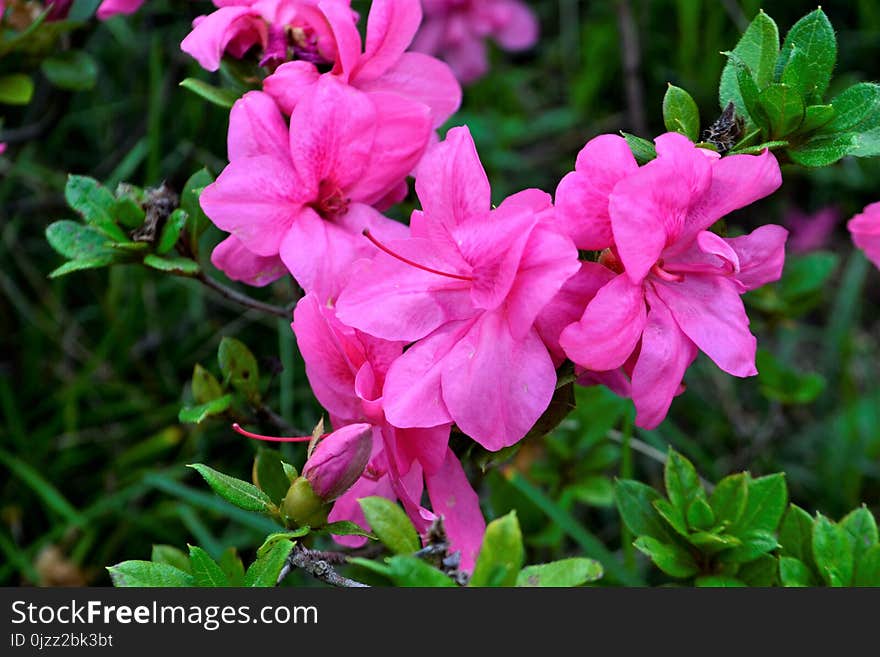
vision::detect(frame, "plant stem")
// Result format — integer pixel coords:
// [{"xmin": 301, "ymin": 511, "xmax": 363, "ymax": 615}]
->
[
  {"xmin": 279, "ymin": 544, "xmax": 370, "ymax": 588},
  {"xmin": 194, "ymin": 271, "xmax": 293, "ymax": 319}
]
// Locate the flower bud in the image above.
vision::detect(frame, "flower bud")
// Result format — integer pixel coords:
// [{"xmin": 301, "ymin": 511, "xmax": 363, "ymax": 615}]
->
[
  {"xmin": 281, "ymin": 477, "xmax": 330, "ymax": 529},
  {"xmin": 303, "ymin": 423, "xmax": 373, "ymax": 502}
]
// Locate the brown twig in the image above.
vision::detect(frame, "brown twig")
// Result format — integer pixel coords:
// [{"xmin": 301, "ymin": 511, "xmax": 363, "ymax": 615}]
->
[
  {"xmin": 278, "ymin": 544, "xmax": 370, "ymax": 588},
  {"xmin": 194, "ymin": 271, "xmax": 293, "ymax": 319},
  {"xmin": 615, "ymin": 0, "xmax": 647, "ymax": 136}
]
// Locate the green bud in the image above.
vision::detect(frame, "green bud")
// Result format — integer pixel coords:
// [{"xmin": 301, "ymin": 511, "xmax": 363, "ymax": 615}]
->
[{"xmin": 281, "ymin": 477, "xmax": 331, "ymax": 529}]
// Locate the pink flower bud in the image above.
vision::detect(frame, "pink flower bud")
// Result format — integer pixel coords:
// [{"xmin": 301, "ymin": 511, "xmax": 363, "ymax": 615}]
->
[{"xmin": 303, "ymin": 423, "xmax": 372, "ymax": 502}]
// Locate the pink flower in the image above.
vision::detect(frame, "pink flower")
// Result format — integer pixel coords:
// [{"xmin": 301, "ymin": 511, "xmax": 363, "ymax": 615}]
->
[
  {"xmin": 96, "ymin": 0, "xmax": 144, "ymax": 20},
  {"xmin": 264, "ymin": 0, "xmax": 461, "ymax": 130},
  {"xmin": 557, "ymin": 133, "xmax": 787, "ymax": 429},
  {"xmin": 293, "ymin": 292, "xmax": 485, "ymax": 569},
  {"xmin": 336, "ymin": 126, "xmax": 580, "ymax": 450},
  {"xmin": 181, "ymin": 0, "xmax": 353, "ymax": 72},
  {"xmin": 412, "ymin": 0, "xmax": 539, "ymax": 83},
  {"xmin": 785, "ymin": 205, "xmax": 840, "ymax": 253},
  {"xmin": 200, "ymin": 79, "xmax": 431, "ymax": 301},
  {"xmin": 303, "ymin": 422, "xmax": 373, "ymax": 502},
  {"xmin": 848, "ymin": 202, "xmax": 880, "ymax": 269}
]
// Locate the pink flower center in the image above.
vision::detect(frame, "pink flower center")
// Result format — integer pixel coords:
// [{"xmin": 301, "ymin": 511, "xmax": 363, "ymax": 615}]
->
[
  {"xmin": 312, "ymin": 179, "xmax": 350, "ymax": 219},
  {"xmin": 650, "ymin": 260, "xmax": 684, "ymax": 283},
  {"xmin": 362, "ymin": 229, "xmax": 474, "ymax": 281}
]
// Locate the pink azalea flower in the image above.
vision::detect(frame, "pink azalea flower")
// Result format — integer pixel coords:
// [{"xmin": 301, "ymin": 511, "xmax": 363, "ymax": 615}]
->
[
  {"xmin": 848, "ymin": 201, "xmax": 880, "ymax": 269},
  {"xmin": 293, "ymin": 292, "xmax": 486, "ymax": 569},
  {"xmin": 96, "ymin": 0, "xmax": 144, "ymax": 20},
  {"xmin": 336, "ymin": 126, "xmax": 580, "ymax": 450},
  {"xmin": 181, "ymin": 0, "xmax": 353, "ymax": 72},
  {"xmin": 264, "ymin": 0, "xmax": 461, "ymax": 130},
  {"xmin": 200, "ymin": 79, "xmax": 431, "ymax": 301},
  {"xmin": 785, "ymin": 205, "xmax": 840, "ymax": 253},
  {"xmin": 412, "ymin": 0, "xmax": 540, "ymax": 83},
  {"xmin": 557, "ymin": 133, "xmax": 787, "ymax": 429}
]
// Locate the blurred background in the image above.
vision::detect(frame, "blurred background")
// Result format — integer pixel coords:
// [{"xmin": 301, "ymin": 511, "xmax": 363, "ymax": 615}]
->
[{"xmin": 1, "ymin": 0, "xmax": 878, "ymax": 586}]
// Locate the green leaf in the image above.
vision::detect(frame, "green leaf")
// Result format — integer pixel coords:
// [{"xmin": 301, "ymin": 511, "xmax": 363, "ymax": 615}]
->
[
  {"xmin": 664, "ymin": 449, "xmax": 703, "ymax": 515},
  {"xmin": 218, "ymin": 337, "xmax": 260, "ymax": 401},
  {"xmin": 516, "ymin": 558, "xmax": 604, "ymax": 587},
  {"xmin": 65, "ymin": 175, "xmax": 130, "ymax": 242},
  {"xmin": 48, "ymin": 258, "xmax": 116, "ymax": 278},
  {"xmin": 191, "ymin": 364, "xmax": 223, "ymax": 405},
  {"xmin": 0, "ymin": 73, "xmax": 35, "ymax": 105},
  {"xmin": 633, "ymin": 536, "xmax": 698, "ymax": 578},
  {"xmin": 729, "ymin": 141, "xmax": 790, "ymax": 156},
  {"xmin": 385, "ymin": 556, "xmax": 456, "ymax": 587},
  {"xmin": 566, "ymin": 476, "xmax": 615, "ymax": 508},
  {"xmin": 113, "ymin": 196, "xmax": 146, "ymax": 229},
  {"xmin": 245, "ymin": 539, "xmax": 294, "ymax": 587},
  {"xmin": 709, "ymin": 473, "xmax": 748, "ymax": 528},
  {"xmin": 187, "ymin": 463, "xmax": 276, "ymax": 514},
  {"xmin": 45, "ymin": 220, "xmax": 117, "ymax": 261},
  {"xmin": 178, "ymin": 394, "xmax": 232, "ymax": 424},
  {"xmin": 788, "ymin": 133, "xmax": 856, "ymax": 167},
  {"xmin": 218, "ymin": 547, "xmax": 246, "ymax": 587},
  {"xmin": 719, "ymin": 11, "xmax": 779, "ymax": 113},
  {"xmin": 731, "ymin": 473, "xmax": 787, "ymax": 536},
  {"xmin": 729, "ymin": 55, "xmax": 768, "ymax": 131},
  {"xmin": 840, "ymin": 506, "xmax": 878, "ymax": 564},
  {"xmin": 759, "ymin": 83, "xmax": 805, "ymax": 137},
  {"xmin": 825, "ymin": 82, "xmax": 880, "ymax": 133},
  {"xmin": 143, "ymin": 254, "xmax": 201, "ymax": 276},
  {"xmin": 687, "ymin": 531, "xmax": 742, "ymax": 553},
  {"xmin": 737, "ymin": 554, "xmax": 778, "ymax": 586},
  {"xmin": 181, "ymin": 168, "xmax": 215, "ymax": 247},
  {"xmin": 779, "ymin": 252, "xmax": 839, "ymax": 303},
  {"xmin": 756, "ymin": 349, "xmax": 826, "ymax": 404},
  {"xmin": 188, "ymin": 545, "xmax": 228, "ymax": 587},
  {"xmin": 694, "ymin": 575, "xmax": 746, "ymax": 587},
  {"xmin": 686, "ymin": 497, "xmax": 715, "ymax": 531},
  {"xmin": 778, "ymin": 8, "xmax": 836, "ymax": 101},
  {"xmin": 324, "ymin": 521, "xmax": 376, "ymax": 539},
  {"xmin": 41, "ymin": 51, "xmax": 98, "ymax": 91},
  {"xmin": 799, "ymin": 104, "xmax": 835, "ymax": 133},
  {"xmin": 779, "ymin": 556, "xmax": 816, "ymax": 587},
  {"xmin": 108, "ymin": 561, "xmax": 193, "ymax": 587},
  {"xmin": 812, "ymin": 514, "xmax": 854, "ymax": 587},
  {"xmin": 620, "ymin": 132, "xmax": 656, "ymax": 164},
  {"xmin": 470, "ymin": 512, "xmax": 525, "ymax": 587},
  {"xmin": 854, "ymin": 545, "xmax": 880, "ymax": 587},
  {"xmin": 180, "ymin": 78, "xmax": 241, "ymax": 109},
  {"xmin": 254, "ymin": 448, "xmax": 292, "ymax": 506},
  {"xmin": 615, "ymin": 479, "xmax": 675, "ymax": 541},
  {"xmin": 150, "ymin": 545, "xmax": 191, "ymax": 573},
  {"xmin": 653, "ymin": 498, "xmax": 689, "ymax": 538},
  {"xmin": 779, "ymin": 504, "xmax": 815, "ymax": 566},
  {"xmin": 256, "ymin": 529, "xmax": 310, "ymax": 559},
  {"xmin": 662, "ymin": 84, "xmax": 700, "ymax": 141},
  {"xmin": 718, "ymin": 529, "xmax": 780, "ymax": 564},
  {"xmin": 358, "ymin": 497, "xmax": 420, "ymax": 555},
  {"xmin": 156, "ymin": 209, "xmax": 188, "ymax": 255}
]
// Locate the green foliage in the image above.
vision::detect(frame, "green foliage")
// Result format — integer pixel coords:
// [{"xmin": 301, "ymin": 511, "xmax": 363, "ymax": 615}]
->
[
  {"xmin": 663, "ymin": 84, "xmax": 700, "ymax": 141},
  {"xmin": 358, "ymin": 497, "xmax": 420, "ymax": 555},
  {"xmin": 187, "ymin": 464, "xmax": 277, "ymax": 515}
]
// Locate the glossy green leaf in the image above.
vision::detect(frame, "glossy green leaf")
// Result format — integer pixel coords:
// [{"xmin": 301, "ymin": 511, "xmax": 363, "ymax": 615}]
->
[
  {"xmin": 254, "ymin": 448, "xmax": 292, "ymax": 506},
  {"xmin": 188, "ymin": 545, "xmax": 228, "ymax": 587},
  {"xmin": 108, "ymin": 561, "xmax": 193, "ymax": 587},
  {"xmin": 759, "ymin": 83, "xmax": 805, "ymax": 137},
  {"xmin": 218, "ymin": 337, "xmax": 260, "ymax": 400},
  {"xmin": 191, "ymin": 364, "xmax": 223, "ymax": 405},
  {"xmin": 653, "ymin": 498, "xmax": 689, "ymax": 538},
  {"xmin": 218, "ymin": 547, "xmax": 246, "ymax": 587},
  {"xmin": 719, "ymin": 11, "xmax": 779, "ymax": 113},
  {"xmin": 143, "ymin": 254, "xmax": 201, "ymax": 276},
  {"xmin": 180, "ymin": 78, "xmax": 241, "ymax": 109},
  {"xmin": 359, "ymin": 497, "xmax": 419, "ymax": 555},
  {"xmin": 779, "ymin": 556, "xmax": 815, "ymax": 587},
  {"xmin": 718, "ymin": 529, "xmax": 780, "ymax": 564},
  {"xmin": 385, "ymin": 556, "xmax": 456, "ymax": 587},
  {"xmin": 516, "ymin": 558, "xmax": 604, "ymax": 587},
  {"xmin": 778, "ymin": 8, "xmax": 836, "ymax": 101},
  {"xmin": 840, "ymin": 506, "xmax": 878, "ymax": 564},
  {"xmin": 731, "ymin": 473, "xmax": 787, "ymax": 536},
  {"xmin": 150, "ymin": 545, "xmax": 191, "ymax": 573},
  {"xmin": 662, "ymin": 84, "xmax": 700, "ymax": 141},
  {"xmin": 694, "ymin": 575, "xmax": 746, "ymax": 587},
  {"xmin": 854, "ymin": 545, "xmax": 880, "ymax": 587},
  {"xmin": 621, "ymin": 132, "xmax": 656, "ymax": 164},
  {"xmin": 156, "ymin": 209, "xmax": 188, "ymax": 255},
  {"xmin": 47, "ymin": 257, "xmax": 116, "ymax": 278},
  {"xmin": 245, "ymin": 538, "xmax": 294, "ymax": 587},
  {"xmin": 324, "ymin": 521, "xmax": 376, "ymax": 539},
  {"xmin": 664, "ymin": 449, "xmax": 703, "ymax": 514},
  {"xmin": 788, "ymin": 133, "xmax": 856, "ymax": 167},
  {"xmin": 812, "ymin": 514, "xmax": 854, "ymax": 587},
  {"xmin": 45, "ymin": 220, "xmax": 117, "ymax": 261},
  {"xmin": 686, "ymin": 497, "xmax": 715, "ymax": 531},
  {"xmin": 470, "ymin": 512, "xmax": 525, "ymax": 587},
  {"xmin": 737, "ymin": 554, "xmax": 778, "ymax": 586},
  {"xmin": 799, "ymin": 104, "xmax": 835, "ymax": 133},
  {"xmin": 825, "ymin": 83, "xmax": 880, "ymax": 133},
  {"xmin": 709, "ymin": 473, "xmax": 748, "ymax": 528},
  {"xmin": 181, "ymin": 168, "xmax": 215, "ymax": 247},
  {"xmin": 615, "ymin": 479, "xmax": 675, "ymax": 542},
  {"xmin": 187, "ymin": 463, "xmax": 275, "ymax": 514},
  {"xmin": 178, "ymin": 394, "xmax": 232, "ymax": 424},
  {"xmin": 633, "ymin": 536, "xmax": 698, "ymax": 578},
  {"xmin": 113, "ymin": 196, "xmax": 146, "ymax": 229},
  {"xmin": 0, "ymin": 73, "xmax": 35, "ymax": 105},
  {"xmin": 65, "ymin": 175, "xmax": 129, "ymax": 242},
  {"xmin": 779, "ymin": 504, "xmax": 815, "ymax": 566}
]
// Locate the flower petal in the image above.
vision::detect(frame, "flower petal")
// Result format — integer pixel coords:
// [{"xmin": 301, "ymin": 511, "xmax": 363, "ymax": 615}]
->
[
  {"xmin": 180, "ymin": 7, "xmax": 266, "ymax": 72},
  {"xmin": 651, "ymin": 273, "xmax": 757, "ymax": 377},
  {"xmin": 559, "ymin": 274, "xmax": 647, "ymax": 371},
  {"xmin": 441, "ymin": 314, "xmax": 556, "ymax": 450},
  {"xmin": 726, "ymin": 224, "xmax": 788, "ymax": 291},
  {"xmin": 493, "ymin": 0, "xmax": 540, "ymax": 50},
  {"xmin": 227, "ymin": 91, "xmax": 289, "ymax": 162},
  {"xmin": 210, "ymin": 235, "xmax": 287, "ymax": 287},
  {"xmin": 355, "ymin": 0, "xmax": 422, "ymax": 82},
  {"xmin": 319, "ymin": 0, "xmax": 362, "ymax": 79},
  {"xmin": 848, "ymin": 202, "xmax": 880, "ymax": 269},
  {"xmin": 630, "ymin": 290, "xmax": 698, "ymax": 429},
  {"xmin": 261, "ymin": 60, "xmax": 321, "ymax": 115}
]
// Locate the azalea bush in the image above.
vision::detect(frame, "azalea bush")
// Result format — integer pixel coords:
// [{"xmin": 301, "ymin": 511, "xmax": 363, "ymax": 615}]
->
[{"xmin": 2, "ymin": 0, "xmax": 880, "ymax": 588}]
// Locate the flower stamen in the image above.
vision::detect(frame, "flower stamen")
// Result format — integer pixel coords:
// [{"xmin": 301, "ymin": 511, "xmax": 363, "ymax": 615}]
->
[
  {"xmin": 232, "ymin": 423, "xmax": 313, "ymax": 443},
  {"xmin": 362, "ymin": 229, "xmax": 473, "ymax": 281}
]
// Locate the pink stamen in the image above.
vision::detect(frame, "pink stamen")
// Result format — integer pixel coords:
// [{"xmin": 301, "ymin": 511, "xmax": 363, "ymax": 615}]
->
[
  {"xmin": 650, "ymin": 262, "xmax": 684, "ymax": 283},
  {"xmin": 232, "ymin": 423, "xmax": 313, "ymax": 443},
  {"xmin": 362, "ymin": 229, "xmax": 473, "ymax": 281}
]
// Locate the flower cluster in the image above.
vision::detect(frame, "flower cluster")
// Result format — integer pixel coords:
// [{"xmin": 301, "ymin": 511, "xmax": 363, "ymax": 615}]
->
[{"xmin": 188, "ymin": 0, "xmax": 790, "ymax": 567}]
